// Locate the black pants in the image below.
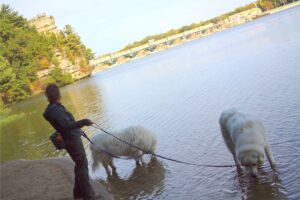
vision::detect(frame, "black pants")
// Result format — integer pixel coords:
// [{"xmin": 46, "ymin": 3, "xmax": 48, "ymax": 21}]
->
[{"xmin": 64, "ymin": 136, "xmax": 95, "ymax": 199}]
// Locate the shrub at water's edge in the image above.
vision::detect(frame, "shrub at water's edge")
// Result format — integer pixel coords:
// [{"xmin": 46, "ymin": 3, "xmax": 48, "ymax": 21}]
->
[
  {"xmin": 0, "ymin": 4, "xmax": 94, "ymax": 104},
  {"xmin": 0, "ymin": 100, "xmax": 24, "ymax": 127}
]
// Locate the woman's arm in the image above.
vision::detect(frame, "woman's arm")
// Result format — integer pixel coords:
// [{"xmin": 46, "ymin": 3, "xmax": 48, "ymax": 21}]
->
[{"xmin": 51, "ymin": 106, "xmax": 91, "ymax": 131}]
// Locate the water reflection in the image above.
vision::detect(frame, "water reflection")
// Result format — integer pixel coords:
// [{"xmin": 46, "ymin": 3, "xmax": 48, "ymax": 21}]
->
[
  {"xmin": 99, "ymin": 159, "xmax": 166, "ymax": 199},
  {"xmin": 60, "ymin": 81, "xmax": 107, "ymax": 120},
  {"xmin": 1, "ymin": 6, "xmax": 299, "ymax": 200},
  {"xmin": 0, "ymin": 79, "xmax": 108, "ymax": 161},
  {"xmin": 235, "ymin": 169, "xmax": 287, "ymax": 200}
]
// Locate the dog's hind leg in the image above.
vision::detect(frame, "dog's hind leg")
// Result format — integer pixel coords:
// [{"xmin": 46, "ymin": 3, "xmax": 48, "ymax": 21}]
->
[
  {"xmin": 139, "ymin": 155, "xmax": 146, "ymax": 166},
  {"xmin": 102, "ymin": 159, "xmax": 111, "ymax": 176},
  {"xmin": 265, "ymin": 144, "xmax": 276, "ymax": 169},
  {"xmin": 134, "ymin": 150, "xmax": 144, "ymax": 165},
  {"xmin": 91, "ymin": 148, "xmax": 101, "ymax": 171},
  {"xmin": 109, "ymin": 159, "xmax": 116, "ymax": 172},
  {"xmin": 150, "ymin": 154, "xmax": 157, "ymax": 160},
  {"xmin": 150, "ymin": 141, "xmax": 157, "ymax": 160}
]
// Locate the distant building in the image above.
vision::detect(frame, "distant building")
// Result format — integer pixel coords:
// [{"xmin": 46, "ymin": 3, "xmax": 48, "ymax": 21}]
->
[{"xmin": 29, "ymin": 13, "xmax": 59, "ymax": 34}]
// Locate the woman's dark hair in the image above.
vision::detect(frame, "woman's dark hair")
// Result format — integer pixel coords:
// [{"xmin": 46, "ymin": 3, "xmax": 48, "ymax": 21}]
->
[{"xmin": 45, "ymin": 83, "xmax": 61, "ymax": 103}]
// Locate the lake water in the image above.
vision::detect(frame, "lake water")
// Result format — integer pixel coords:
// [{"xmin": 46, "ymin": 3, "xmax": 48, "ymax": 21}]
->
[{"xmin": 1, "ymin": 6, "xmax": 300, "ymax": 200}]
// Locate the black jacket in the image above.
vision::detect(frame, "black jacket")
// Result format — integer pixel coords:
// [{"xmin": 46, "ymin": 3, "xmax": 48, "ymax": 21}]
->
[{"xmin": 43, "ymin": 103, "xmax": 88, "ymax": 138}]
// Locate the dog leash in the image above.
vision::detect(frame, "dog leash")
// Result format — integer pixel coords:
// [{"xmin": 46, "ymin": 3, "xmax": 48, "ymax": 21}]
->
[
  {"xmin": 91, "ymin": 123, "xmax": 235, "ymax": 168},
  {"xmin": 81, "ymin": 131, "xmax": 135, "ymax": 160}
]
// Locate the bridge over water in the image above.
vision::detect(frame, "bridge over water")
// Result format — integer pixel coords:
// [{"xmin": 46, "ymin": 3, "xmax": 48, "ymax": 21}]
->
[{"xmin": 90, "ymin": 23, "xmax": 216, "ymax": 68}]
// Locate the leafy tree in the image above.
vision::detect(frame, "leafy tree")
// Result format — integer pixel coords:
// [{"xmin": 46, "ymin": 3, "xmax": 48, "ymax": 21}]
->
[
  {"xmin": 280, "ymin": 0, "xmax": 287, "ymax": 5},
  {"xmin": 83, "ymin": 47, "xmax": 94, "ymax": 60},
  {"xmin": 0, "ymin": 5, "xmax": 93, "ymax": 104},
  {"xmin": 0, "ymin": 4, "xmax": 55, "ymax": 103},
  {"xmin": 46, "ymin": 67, "xmax": 73, "ymax": 87},
  {"xmin": 0, "ymin": 56, "xmax": 15, "ymax": 103},
  {"xmin": 256, "ymin": 0, "xmax": 275, "ymax": 10},
  {"xmin": 63, "ymin": 24, "xmax": 75, "ymax": 35}
]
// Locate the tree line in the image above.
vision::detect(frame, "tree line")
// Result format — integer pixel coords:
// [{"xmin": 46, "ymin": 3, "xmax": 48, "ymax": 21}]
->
[
  {"xmin": 0, "ymin": 0, "xmax": 294, "ymax": 104},
  {"xmin": 120, "ymin": 0, "xmax": 295, "ymax": 51},
  {"xmin": 0, "ymin": 4, "xmax": 94, "ymax": 104}
]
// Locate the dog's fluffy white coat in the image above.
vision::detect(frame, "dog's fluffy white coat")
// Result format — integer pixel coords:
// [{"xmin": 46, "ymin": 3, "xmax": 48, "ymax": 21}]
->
[
  {"xmin": 219, "ymin": 108, "xmax": 276, "ymax": 176},
  {"xmin": 90, "ymin": 126, "xmax": 156, "ymax": 175}
]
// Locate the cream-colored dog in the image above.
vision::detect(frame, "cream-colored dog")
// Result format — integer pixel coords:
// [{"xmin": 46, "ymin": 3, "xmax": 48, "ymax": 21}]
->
[
  {"xmin": 90, "ymin": 126, "xmax": 156, "ymax": 175},
  {"xmin": 219, "ymin": 109, "xmax": 276, "ymax": 177}
]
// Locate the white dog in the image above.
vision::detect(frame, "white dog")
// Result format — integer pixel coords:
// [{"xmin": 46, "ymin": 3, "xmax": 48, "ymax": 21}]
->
[
  {"xmin": 219, "ymin": 109, "xmax": 276, "ymax": 177},
  {"xmin": 90, "ymin": 126, "xmax": 157, "ymax": 175}
]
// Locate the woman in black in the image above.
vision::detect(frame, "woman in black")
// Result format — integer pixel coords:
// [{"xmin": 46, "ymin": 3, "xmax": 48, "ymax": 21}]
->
[{"xmin": 43, "ymin": 83, "xmax": 100, "ymax": 200}]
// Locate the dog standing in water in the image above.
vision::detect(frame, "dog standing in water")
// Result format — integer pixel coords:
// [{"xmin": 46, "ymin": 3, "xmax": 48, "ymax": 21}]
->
[
  {"xmin": 90, "ymin": 126, "xmax": 156, "ymax": 175},
  {"xmin": 219, "ymin": 109, "xmax": 276, "ymax": 177}
]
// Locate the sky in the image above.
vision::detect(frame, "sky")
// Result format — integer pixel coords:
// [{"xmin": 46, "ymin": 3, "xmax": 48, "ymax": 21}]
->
[{"xmin": 2, "ymin": 0, "xmax": 254, "ymax": 56}]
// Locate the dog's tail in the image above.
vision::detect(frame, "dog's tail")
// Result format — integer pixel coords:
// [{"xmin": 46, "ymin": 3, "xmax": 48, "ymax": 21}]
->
[{"xmin": 90, "ymin": 145, "xmax": 102, "ymax": 172}]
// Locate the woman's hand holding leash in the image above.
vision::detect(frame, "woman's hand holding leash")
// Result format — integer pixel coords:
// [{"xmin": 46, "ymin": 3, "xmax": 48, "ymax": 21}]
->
[{"xmin": 82, "ymin": 119, "xmax": 94, "ymax": 126}]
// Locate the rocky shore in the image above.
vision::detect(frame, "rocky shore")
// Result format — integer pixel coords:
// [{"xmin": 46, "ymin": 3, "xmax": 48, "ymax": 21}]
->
[{"xmin": 0, "ymin": 157, "xmax": 113, "ymax": 200}]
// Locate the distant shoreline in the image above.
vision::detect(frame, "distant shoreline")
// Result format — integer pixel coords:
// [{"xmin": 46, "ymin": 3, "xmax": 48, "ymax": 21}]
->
[
  {"xmin": 264, "ymin": 1, "xmax": 300, "ymax": 14},
  {"xmin": 91, "ymin": 1, "xmax": 300, "ymax": 74},
  {"xmin": 3, "ymin": 2, "xmax": 299, "ymax": 106}
]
